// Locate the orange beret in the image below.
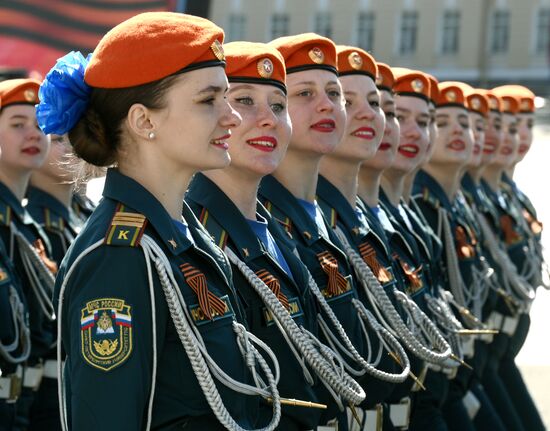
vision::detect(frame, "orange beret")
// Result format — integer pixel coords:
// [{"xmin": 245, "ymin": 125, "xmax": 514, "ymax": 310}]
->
[
  {"xmin": 336, "ymin": 45, "xmax": 377, "ymax": 80},
  {"xmin": 392, "ymin": 67, "xmax": 430, "ymax": 102},
  {"xmin": 224, "ymin": 42, "xmax": 286, "ymax": 93},
  {"xmin": 375, "ymin": 63, "xmax": 394, "ymax": 92},
  {"xmin": 269, "ymin": 33, "xmax": 337, "ymax": 75},
  {"xmin": 436, "ymin": 82, "xmax": 468, "ymax": 109},
  {"xmin": 0, "ymin": 78, "xmax": 40, "ymax": 109},
  {"xmin": 478, "ymin": 89, "xmax": 501, "ymax": 112},
  {"xmin": 492, "ymin": 85, "xmax": 535, "ymax": 113},
  {"xmin": 441, "ymin": 81, "xmax": 488, "ymax": 116},
  {"xmin": 424, "ymin": 73, "xmax": 439, "ymax": 105},
  {"xmin": 85, "ymin": 12, "xmax": 225, "ymax": 89}
]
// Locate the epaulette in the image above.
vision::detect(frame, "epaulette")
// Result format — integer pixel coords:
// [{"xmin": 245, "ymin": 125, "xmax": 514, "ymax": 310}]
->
[
  {"xmin": 316, "ymin": 198, "xmax": 337, "ymax": 229},
  {"xmin": 262, "ymin": 200, "xmax": 293, "ymax": 238},
  {"xmin": 421, "ymin": 187, "xmax": 441, "ymax": 209},
  {"xmin": 0, "ymin": 200, "xmax": 12, "ymax": 227},
  {"xmin": 43, "ymin": 208, "xmax": 65, "ymax": 232},
  {"xmin": 198, "ymin": 207, "xmax": 228, "ymax": 250},
  {"xmin": 104, "ymin": 204, "xmax": 147, "ymax": 247}
]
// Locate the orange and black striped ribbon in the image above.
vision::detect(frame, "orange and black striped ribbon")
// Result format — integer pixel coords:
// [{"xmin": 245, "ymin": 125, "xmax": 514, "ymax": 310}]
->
[
  {"xmin": 255, "ymin": 269, "xmax": 290, "ymax": 310},
  {"xmin": 391, "ymin": 252, "xmax": 423, "ymax": 291},
  {"xmin": 522, "ymin": 209, "xmax": 543, "ymax": 235},
  {"xmin": 316, "ymin": 251, "xmax": 349, "ymax": 297},
  {"xmin": 358, "ymin": 242, "xmax": 393, "ymax": 283},
  {"xmin": 33, "ymin": 238, "xmax": 58, "ymax": 275},
  {"xmin": 499, "ymin": 215, "xmax": 522, "ymax": 245},
  {"xmin": 180, "ymin": 263, "xmax": 227, "ymax": 320},
  {"xmin": 455, "ymin": 226, "xmax": 476, "ymax": 258}
]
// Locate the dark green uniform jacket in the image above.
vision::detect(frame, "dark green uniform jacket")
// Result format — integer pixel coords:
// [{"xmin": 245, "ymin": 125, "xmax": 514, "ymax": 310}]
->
[
  {"xmin": 53, "ymin": 169, "xmax": 260, "ymax": 430},
  {"xmin": 187, "ymin": 173, "xmax": 325, "ymax": 429},
  {"xmin": 26, "ymin": 186, "xmax": 81, "ymax": 266},
  {"xmin": 0, "ymin": 181, "xmax": 54, "ymax": 363}
]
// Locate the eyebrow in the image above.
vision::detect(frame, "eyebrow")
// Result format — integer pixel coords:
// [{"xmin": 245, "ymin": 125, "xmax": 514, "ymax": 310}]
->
[
  {"xmin": 396, "ymin": 107, "xmax": 411, "ymax": 114},
  {"xmin": 197, "ymin": 85, "xmax": 227, "ymax": 95},
  {"xmin": 435, "ymin": 113, "xmax": 449, "ymax": 119},
  {"xmin": 8, "ymin": 114, "xmax": 30, "ymax": 120},
  {"xmin": 292, "ymin": 81, "xmax": 316, "ymax": 86}
]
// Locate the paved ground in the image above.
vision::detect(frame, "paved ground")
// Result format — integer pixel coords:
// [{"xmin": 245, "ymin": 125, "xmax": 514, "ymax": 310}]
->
[{"xmin": 514, "ymin": 123, "xmax": 550, "ymax": 427}]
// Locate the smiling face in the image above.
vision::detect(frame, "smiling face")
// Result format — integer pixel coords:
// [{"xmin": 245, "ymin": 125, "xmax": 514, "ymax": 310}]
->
[
  {"xmin": 481, "ymin": 111, "xmax": 503, "ymax": 165},
  {"xmin": 429, "ymin": 106, "xmax": 473, "ymax": 167},
  {"xmin": 467, "ymin": 112, "xmax": 486, "ymax": 167},
  {"xmin": 362, "ymin": 89, "xmax": 398, "ymax": 171},
  {"xmin": 331, "ymin": 74, "xmax": 385, "ymax": 163},
  {"xmin": 491, "ymin": 113, "xmax": 519, "ymax": 168},
  {"xmin": 145, "ymin": 67, "xmax": 242, "ymax": 173},
  {"xmin": 515, "ymin": 112, "xmax": 534, "ymax": 163},
  {"xmin": 285, "ymin": 69, "xmax": 346, "ymax": 157},
  {"xmin": 0, "ymin": 104, "xmax": 50, "ymax": 173},
  {"xmin": 391, "ymin": 95, "xmax": 430, "ymax": 174},
  {"xmin": 224, "ymin": 82, "xmax": 291, "ymax": 178}
]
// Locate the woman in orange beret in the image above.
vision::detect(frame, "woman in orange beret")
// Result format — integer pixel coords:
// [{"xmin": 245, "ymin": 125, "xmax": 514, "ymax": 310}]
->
[
  {"xmin": 37, "ymin": 12, "xmax": 284, "ymax": 431},
  {"xmin": 0, "ymin": 78, "xmax": 60, "ymax": 431}
]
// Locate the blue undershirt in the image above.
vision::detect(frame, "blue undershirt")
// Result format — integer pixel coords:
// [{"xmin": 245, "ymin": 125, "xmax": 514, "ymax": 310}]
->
[
  {"xmin": 370, "ymin": 205, "xmax": 395, "ymax": 234},
  {"xmin": 298, "ymin": 198, "xmax": 330, "ymax": 238},
  {"xmin": 247, "ymin": 215, "xmax": 293, "ymax": 278}
]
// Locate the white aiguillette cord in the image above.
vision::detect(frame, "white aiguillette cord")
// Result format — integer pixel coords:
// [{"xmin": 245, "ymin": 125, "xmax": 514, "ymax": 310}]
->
[
  {"xmin": 333, "ymin": 227, "xmax": 452, "ymax": 366},
  {"xmin": 225, "ymin": 247, "xmax": 366, "ymax": 411},
  {"xmin": 57, "ymin": 236, "xmax": 282, "ymax": 431}
]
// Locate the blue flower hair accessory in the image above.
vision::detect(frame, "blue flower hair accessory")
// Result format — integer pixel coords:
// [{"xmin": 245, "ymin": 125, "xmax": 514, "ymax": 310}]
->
[{"xmin": 36, "ymin": 51, "xmax": 92, "ymax": 135}]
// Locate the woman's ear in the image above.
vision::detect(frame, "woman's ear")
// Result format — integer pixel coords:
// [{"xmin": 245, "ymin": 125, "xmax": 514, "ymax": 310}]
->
[{"xmin": 126, "ymin": 103, "xmax": 155, "ymax": 141}]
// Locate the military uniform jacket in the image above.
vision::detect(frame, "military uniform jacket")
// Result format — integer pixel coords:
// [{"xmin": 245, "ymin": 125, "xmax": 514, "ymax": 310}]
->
[
  {"xmin": 315, "ymin": 175, "xmax": 398, "ymax": 406},
  {"xmin": 258, "ymin": 176, "xmax": 368, "ymax": 384},
  {"xmin": 0, "ymin": 181, "xmax": 55, "ymax": 362},
  {"xmin": 0, "ymin": 235, "xmax": 28, "ymax": 374},
  {"xmin": 480, "ymin": 179, "xmax": 536, "ymax": 288},
  {"xmin": 53, "ymin": 169, "xmax": 259, "ymax": 430},
  {"xmin": 26, "ymin": 186, "xmax": 81, "ymax": 266},
  {"xmin": 412, "ymin": 171, "xmax": 485, "ymax": 320},
  {"xmin": 186, "ymin": 173, "xmax": 324, "ymax": 429}
]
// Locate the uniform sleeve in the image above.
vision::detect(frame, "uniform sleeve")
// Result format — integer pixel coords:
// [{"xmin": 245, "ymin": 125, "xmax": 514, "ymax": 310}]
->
[{"xmin": 62, "ymin": 245, "xmax": 162, "ymax": 431}]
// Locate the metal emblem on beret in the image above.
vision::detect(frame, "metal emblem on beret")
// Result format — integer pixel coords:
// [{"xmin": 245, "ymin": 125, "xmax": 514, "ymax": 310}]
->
[
  {"xmin": 489, "ymin": 97, "xmax": 498, "ymax": 110},
  {"xmin": 257, "ymin": 58, "xmax": 274, "ymax": 78},
  {"xmin": 308, "ymin": 47, "xmax": 325, "ymax": 64},
  {"xmin": 80, "ymin": 298, "xmax": 133, "ymax": 371},
  {"xmin": 348, "ymin": 52, "xmax": 363, "ymax": 70},
  {"xmin": 446, "ymin": 90, "xmax": 457, "ymax": 102},
  {"xmin": 375, "ymin": 73, "xmax": 383, "ymax": 85},
  {"xmin": 521, "ymin": 100, "xmax": 530, "ymax": 111},
  {"xmin": 470, "ymin": 97, "xmax": 481, "ymax": 110},
  {"xmin": 503, "ymin": 99, "xmax": 510, "ymax": 111},
  {"xmin": 24, "ymin": 89, "xmax": 36, "ymax": 102},
  {"xmin": 411, "ymin": 78, "xmax": 424, "ymax": 93},
  {"xmin": 211, "ymin": 40, "xmax": 225, "ymax": 61}
]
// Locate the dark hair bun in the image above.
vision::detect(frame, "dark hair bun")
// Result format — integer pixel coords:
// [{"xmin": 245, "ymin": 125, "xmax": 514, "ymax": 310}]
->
[{"xmin": 69, "ymin": 108, "xmax": 116, "ymax": 167}]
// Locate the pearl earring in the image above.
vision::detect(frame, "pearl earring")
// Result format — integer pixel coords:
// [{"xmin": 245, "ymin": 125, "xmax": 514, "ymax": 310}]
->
[{"xmin": 148, "ymin": 132, "xmax": 155, "ymax": 140}]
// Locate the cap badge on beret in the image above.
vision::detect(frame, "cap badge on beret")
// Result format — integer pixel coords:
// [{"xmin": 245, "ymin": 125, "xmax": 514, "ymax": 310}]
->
[
  {"xmin": 308, "ymin": 47, "xmax": 325, "ymax": 64},
  {"xmin": 375, "ymin": 73, "xmax": 383, "ymax": 85},
  {"xmin": 471, "ymin": 97, "xmax": 481, "ymax": 110},
  {"xmin": 257, "ymin": 58, "xmax": 274, "ymax": 78},
  {"xmin": 489, "ymin": 98, "xmax": 498, "ymax": 110},
  {"xmin": 24, "ymin": 89, "xmax": 36, "ymax": 102},
  {"xmin": 503, "ymin": 99, "xmax": 510, "ymax": 111},
  {"xmin": 411, "ymin": 79, "xmax": 424, "ymax": 93},
  {"xmin": 211, "ymin": 40, "xmax": 225, "ymax": 61},
  {"xmin": 521, "ymin": 100, "xmax": 530, "ymax": 111},
  {"xmin": 348, "ymin": 52, "xmax": 363, "ymax": 70},
  {"xmin": 445, "ymin": 90, "xmax": 457, "ymax": 102}
]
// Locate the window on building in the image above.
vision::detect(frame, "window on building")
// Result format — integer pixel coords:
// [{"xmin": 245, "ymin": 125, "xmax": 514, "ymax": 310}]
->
[
  {"xmin": 441, "ymin": 10, "xmax": 460, "ymax": 54},
  {"xmin": 357, "ymin": 12, "xmax": 375, "ymax": 51},
  {"xmin": 535, "ymin": 8, "xmax": 550, "ymax": 54},
  {"xmin": 314, "ymin": 12, "xmax": 332, "ymax": 38},
  {"xmin": 271, "ymin": 13, "xmax": 289, "ymax": 39},
  {"xmin": 226, "ymin": 14, "xmax": 246, "ymax": 42},
  {"xmin": 399, "ymin": 11, "xmax": 418, "ymax": 55},
  {"xmin": 491, "ymin": 10, "xmax": 509, "ymax": 54}
]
